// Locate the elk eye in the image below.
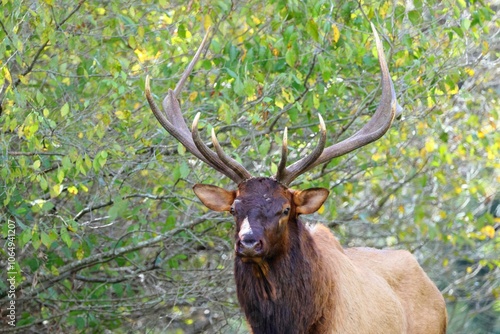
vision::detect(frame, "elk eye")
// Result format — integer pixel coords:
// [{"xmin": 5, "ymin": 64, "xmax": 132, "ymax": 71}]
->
[{"xmin": 282, "ymin": 207, "xmax": 290, "ymax": 216}]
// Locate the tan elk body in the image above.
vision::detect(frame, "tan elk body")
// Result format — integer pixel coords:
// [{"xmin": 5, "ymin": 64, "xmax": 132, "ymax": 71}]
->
[{"xmin": 145, "ymin": 25, "xmax": 447, "ymax": 334}]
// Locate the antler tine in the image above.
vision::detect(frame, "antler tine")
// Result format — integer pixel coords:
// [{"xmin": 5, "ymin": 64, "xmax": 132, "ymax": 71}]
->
[
  {"xmin": 145, "ymin": 29, "xmax": 246, "ymax": 184},
  {"xmin": 275, "ymin": 127, "xmax": 288, "ymax": 181},
  {"xmin": 276, "ymin": 115, "xmax": 327, "ymax": 184},
  {"xmin": 145, "ymin": 75, "xmax": 196, "ymax": 154},
  {"xmin": 210, "ymin": 128, "xmax": 253, "ymax": 181},
  {"xmin": 276, "ymin": 24, "xmax": 397, "ymax": 185},
  {"xmin": 191, "ymin": 113, "xmax": 250, "ymax": 183},
  {"xmin": 160, "ymin": 29, "xmax": 212, "ymax": 138}
]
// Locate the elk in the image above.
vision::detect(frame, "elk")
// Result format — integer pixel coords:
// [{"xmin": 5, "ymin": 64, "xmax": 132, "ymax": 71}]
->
[{"xmin": 145, "ymin": 25, "xmax": 447, "ymax": 334}]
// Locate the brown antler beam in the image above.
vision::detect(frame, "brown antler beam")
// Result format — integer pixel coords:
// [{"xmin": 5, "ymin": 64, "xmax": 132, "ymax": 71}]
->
[
  {"xmin": 145, "ymin": 29, "xmax": 252, "ymax": 184},
  {"xmin": 275, "ymin": 23, "xmax": 398, "ymax": 185}
]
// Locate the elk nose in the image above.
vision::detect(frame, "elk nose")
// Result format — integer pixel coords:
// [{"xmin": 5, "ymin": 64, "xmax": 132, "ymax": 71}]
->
[
  {"xmin": 239, "ymin": 238, "xmax": 261, "ymax": 250},
  {"xmin": 237, "ymin": 236, "xmax": 263, "ymax": 257}
]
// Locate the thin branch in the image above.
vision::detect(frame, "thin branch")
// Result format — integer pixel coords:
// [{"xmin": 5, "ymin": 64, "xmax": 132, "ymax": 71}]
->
[
  {"xmin": 1, "ymin": 213, "xmax": 217, "ymax": 301},
  {"xmin": 12, "ymin": 40, "xmax": 50, "ymax": 88},
  {"xmin": 73, "ymin": 193, "xmax": 178, "ymax": 221},
  {"xmin": 0, "ymin": 19, "xmax": 14, "ymax": 45},
  {"xmin": 74, "ymin": 200, "xmax": 113, "ymax": 221},
  {"xmin": 7, "ymin": 151, "xmax": 66, "ymax": 156}
]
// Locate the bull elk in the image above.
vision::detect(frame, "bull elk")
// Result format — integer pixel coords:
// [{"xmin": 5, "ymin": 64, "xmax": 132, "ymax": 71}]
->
[{"xmin": 145, "ymin": 25, "xmax": 447, "ymax": 334}]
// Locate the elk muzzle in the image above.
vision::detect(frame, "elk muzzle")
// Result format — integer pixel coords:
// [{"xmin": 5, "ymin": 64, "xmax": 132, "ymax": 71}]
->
[{"xmin": 236, "ymin": 217, "xmax": 264, "ymax": 259}]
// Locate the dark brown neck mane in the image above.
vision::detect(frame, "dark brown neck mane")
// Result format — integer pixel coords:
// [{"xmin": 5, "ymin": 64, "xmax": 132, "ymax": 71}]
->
[{"xmin": 234, "ymin": 217, "xmax": 323, "ymax": 334}]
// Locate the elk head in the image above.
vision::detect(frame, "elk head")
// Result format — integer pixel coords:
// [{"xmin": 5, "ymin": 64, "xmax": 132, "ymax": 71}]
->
[
  {"xmin": 145, "ymin": 24, "xmax": 398, "ymax": 262},
  {"xmin": 192, "ymin": 177, "xmax": 329, "ymax": 262}
]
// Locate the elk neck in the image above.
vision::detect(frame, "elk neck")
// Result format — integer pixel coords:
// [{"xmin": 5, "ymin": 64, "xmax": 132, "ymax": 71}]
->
[{"xmin": 234, "ymin": 214, "xmax": 326, "ymax": 334}]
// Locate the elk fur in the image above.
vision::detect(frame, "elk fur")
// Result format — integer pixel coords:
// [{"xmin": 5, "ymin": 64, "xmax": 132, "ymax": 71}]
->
[{"xmin": 234, "ymin": 217, "xmax": 447, "ymax": 334}]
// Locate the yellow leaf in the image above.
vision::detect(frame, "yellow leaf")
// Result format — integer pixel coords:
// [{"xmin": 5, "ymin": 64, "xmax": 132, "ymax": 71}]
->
[
  {"xmin": 95, "ymin": 7, "xmax": 106, "ymax": 15},
  {"xmin": 251, "ymin": 15, "xmax": 261, "ymax": 25},
  {"xmin": 446, "ymin": 83, "xmax": 459, "ymax": 95},
  {"xmin": 332, "ymin": 24, "xmax": 340, "ymax": 43},
  {"xmin": 345, "ymin": 182, "xmax": 353, "ymax": 194},
  {"xmin": 318, "ymin": 205, "xmax": 325, "ymax": 214},
  {"xmin": 138, "ymin": 26, "xmax": 145, "ymax": 39},
  {"xmin": 380, "ymin": 1, "xmax": 390, "ymax": 18},
  {"xmin": 275, "ymin": 98, "xmax": 284, "ymax": 109},
  {"xmin": 50, "ymin": 184, "xmax": 63, "ymax": 198},
  {"xmin": 395, "ymin": 57, "xmax": 405, "ymax": 68},
  {"xmin": 465, "ymin": 67, "xmax": 475, "ymax": 77},
  {"xmin": 204, "ymin": 14, "xmax": 212, "ymax": 31},
  {"xmin": 189, "ymin": 91, "xmax": 198, "ymax": 101},
  {"xmin": 68, "ymin": 186, "xmax": 78, "ymax": 195},
  {"xmin": 242, "ymin": 47, "xmax": 249, "ymax": 62},
  {"xmin": 371, "ymin": 152, "xmax": 382, "ymax": 162},
  {"xmin": 426, "ymin": 95, "xmax": 435, "ymax": 108},
  {"xmin": 482, "ymin": 41, "xmax": 489, "ymax": 55},
  {"xmin": 76, "ymin": 245, "xmax": 84, "ymax": 260},
  {"xmin": 281, "ymin": 88, "xmax": 294, "ymax": 103},
  {"xmin": 134, "ymin": 48, "xmax": 149, "ymax": 63},
  {"xmin": 466, "ymin": 266, "xmax": 472, "ymax": 274},
  {"xmin": 486, "ymin": 147, "xmax": 497, "ymax": 160},
  {"xmin": 425, "ymin": 137, "xmax": 436, "ymax": 153},
  {"xmin": 481, "ymin": 225, "xmax": 495, "ymax": 239},
  {"xmin": 3, "ymin": 67, "xmax": 12, "ymax": 84},
  {"xmin": 17, "ymin": 74, "xmax": 29, "ymax": 85}
]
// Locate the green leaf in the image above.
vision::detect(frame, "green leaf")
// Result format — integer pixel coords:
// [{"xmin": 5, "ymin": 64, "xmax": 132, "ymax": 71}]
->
[
  {"xmin": 233, "ymin": 77, "xmax": 245, "ymax": 96},
  {"xmin": 179, "ymin": 161, "xmax": 190, "ymax": 179},
  {"xmin": 36, "ymin": 90, "xmax": 45, "ymax": 105},
  {"xmin": 306, "ymin": 19, "xmax": 319, "ymax": 42},
  {"xmin": 60, "ymin": 102, "xmax": 70, "ymax": 117},
  {"xmin": 60, "ymin": 227, "xmax": 72, "ymax": 248},
  {"xmin": 461, "ymin": 18, "xmax": 471, "ymax": 31},
  {"xmin": 40, "ymin": 231, "xmax": 52, "ymax": 248},
  {"xmin": 408, "ymin": 10, "xmax": 421, "ymax": 25},
  {"xmin": 285, "ymin": 47, "xmax": 297, "ymax": 68},
  {"xmin": 108, "ymin": 197, "xmax": 127, "ymax": 221},
  {"xmin": 258, "ymin": 138, "xmax": 271, "ymax": 156}
]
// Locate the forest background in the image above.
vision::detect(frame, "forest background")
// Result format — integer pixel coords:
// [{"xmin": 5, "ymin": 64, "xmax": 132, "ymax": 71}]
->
[{"xmin": 0, "ymin": 0, "xmax": 499, "ymax": 333}]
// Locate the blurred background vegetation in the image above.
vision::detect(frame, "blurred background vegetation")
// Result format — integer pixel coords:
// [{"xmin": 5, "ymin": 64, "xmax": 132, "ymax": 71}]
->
[{"xmin": 0, "ymin": 0, "xmax": 499, "ymax": 333}]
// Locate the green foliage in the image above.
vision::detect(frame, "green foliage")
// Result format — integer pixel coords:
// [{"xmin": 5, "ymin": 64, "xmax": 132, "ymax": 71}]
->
[{"xmin": 1, "ymin": 0, "xmax": 499, "ymax": 332}]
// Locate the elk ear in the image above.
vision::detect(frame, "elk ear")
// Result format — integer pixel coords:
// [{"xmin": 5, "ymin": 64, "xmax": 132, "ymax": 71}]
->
[
  {"xmin": 293, "ymin": 188, "xmax": 329, "ymax": 214},
  {"xmin": 193, "ymin": 184, "xmax": 236, "ymax": 212}
]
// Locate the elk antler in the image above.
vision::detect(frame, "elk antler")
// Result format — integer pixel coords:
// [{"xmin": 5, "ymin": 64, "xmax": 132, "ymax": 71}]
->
[
  {"xmin": 145, "ymin": 29, "xmax": 252, "ymax": 184},
  {"xmin": 275, "ymin": 23, "xmax": 398, "ymax": 185}
]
